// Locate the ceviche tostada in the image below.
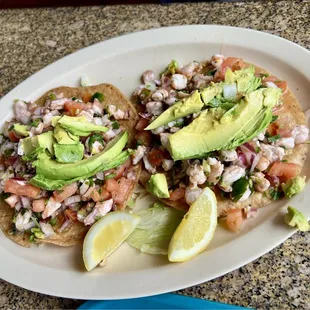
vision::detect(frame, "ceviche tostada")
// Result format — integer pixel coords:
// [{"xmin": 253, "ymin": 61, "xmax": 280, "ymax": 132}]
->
[
  {"xmin": 0, "ymin": 83, "xmax": 141, "ymax": 248},
  {"xmin": 132, "ymin": 55, "xmax": 309, "ymax": 234}
]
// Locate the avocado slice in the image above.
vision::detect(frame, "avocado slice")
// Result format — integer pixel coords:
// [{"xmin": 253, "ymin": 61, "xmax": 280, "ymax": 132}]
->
[
  {"xmin": 168, "ymin": 88, "xmax": 281, "ymax": 160},
  {"xmin": 200, "ymin": 83, "xmax": 223, "ymax": 105},
  {"xmin": 57, "ymin": 115, "xmax": 108, "ymax": 136},
  {"xmin": 30, "ymin": 150, "xmax": 130, "ymax": 190},
  {"xmin": 22, "ymin": 131, "xmax": 55, "ymax": 157},
  {"xmin": 14, "ymin": 124, "xmax": 30, "ymax": 137},
  {"xmin": 54, "ymin": 142, "xmax": 85, "ymax": 163},
  {"xmin": 147, "ymin": 173, "xmax": 170, "ymax": 198},
  {"xmin": 225, "ymin": 67, "xmax": 262, "ymax": 94},
  {"xmin": 33, "ymin": 131, "xmax": 128, "ymax": 181},
  {"xmin": 145, "ymin": 90, "xmax": 203, "ymax": 130},
  {"xmin": 54, "ymin": 124, "xmax": 79, "ymax": 144}
]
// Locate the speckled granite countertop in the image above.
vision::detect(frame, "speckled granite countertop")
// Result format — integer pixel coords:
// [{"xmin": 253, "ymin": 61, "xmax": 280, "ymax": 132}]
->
[{"xmin": 0, "ymin": 1, "xmax": 309, "ymax": 309}]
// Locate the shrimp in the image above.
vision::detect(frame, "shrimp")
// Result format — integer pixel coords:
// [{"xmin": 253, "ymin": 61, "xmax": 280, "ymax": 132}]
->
[
  {"xmin": 132, "ymin": 145, "xmax": 146, "ymax": 165},
  {"xmin": 185, "ymin": 186, "xmax": 202, "ymax": 205},
  {"xmin": 251, "ymin": 172, "xmax": 270, "ymax": 193},
  {"xmin": 152, "ymin": 89, "xmax": 169, "ymax": 102},
  {"xmin": 220, "ymin": 150, "xmax": 238, "ymax": 162},
  {"xmin": 291, "ymin": 125, "xmax": 309, "ymax": 144},
  {"xmin": 206, "ymin": 157, "xmax": 224, "ymax": 184},
  {"xmin": 186, "ymin": 164, "xmax": 206, "ymax": 187},
  {"xmin": 142, "ymin": 70, "xmax": 155, "ymax": 84},
  {"xmin": 226, "ymin": 209, "xmax": 243, "ymax": 232},
  {"xmin": 220, "ymin": 165, "xmax": 245, "ymax": 192},
  {"xmin": 146, "ymin": 101, "xmax": 163, "ymax": 116},
  {"xmin": 171, "ymin": 74, "xmax": 187, "ymax": 90},
  {"xmin": 13, "ymin": 101, "xmax": 31, "ymax": 124},
  {"xmin": 256, "ymin": 156, "xmax": 270, "ymax": 171}
]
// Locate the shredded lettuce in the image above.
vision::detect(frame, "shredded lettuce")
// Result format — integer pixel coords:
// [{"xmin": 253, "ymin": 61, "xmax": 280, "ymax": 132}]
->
[{"xmin": 127, "ymin": 203, "xmax": 184, "ymax": 255}]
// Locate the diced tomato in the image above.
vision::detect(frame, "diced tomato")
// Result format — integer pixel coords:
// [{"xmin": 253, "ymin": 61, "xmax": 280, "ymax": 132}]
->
[
  {"xmin": 214, "ymin": 57, "xmax": 245, "ymax": 82},
  {"xmin": 4, "ymin": 179, "xmax": 40, "ymax": 198},
  {"xmin": 148, "ymin": 148, "xmax": 164, "ymax": 167},
  {"xmin": 56, "ymin": 212, "xmax": 66, "ymax": 227},
  {"xmin": 263, "ymin": 76, "xmax": 288, "ymax": 93},
  {"xmin": 268, "ymin": 161, "xmax": 300, "ymax": 182},
  {"xmin": 109, "ymin": 159, "xmax": 131, "ymax": 180},
  {"xmin": 64, "ymin": 101, "xmax": 87, "ymax": 116},
  {"xmin": 135, "ymin": 118, "xmax": 150, "ymax": 131},
  {"xmin": 53, "ymin": 182, "xmax": 78, "ymax": 203},
  {"xmin": 99, "ymin": 187, "xmax": 112, "ymax": 200},
  {"xmin": 32, "ymin": 199, "xmax": 46, "ymax": 212},
  {"xmin": 135, "ymin": 131, "xmax": 152, "ymax": 147},
  {"xmin": 266, "ymin": 122, "xmax": 278, "ymax": 136},
  {"xmin": 112, "ymin": 177, "xmax": 133, "ymax": 205},
  {"xmin": 0, "ymin": 157, "xmax": 4, "ymax": 165},
  {"xmin": 105, "ymin": 178, "xmax": 119, "ymax": 192},
  {"xmin": 226, "ymin": 209, "xmax": 243, "ymax": 232},
  {"xmin": 82, "ymin": 93, "xmax": 92, "ymax": 103},
  {"xmin": 169, "ymin": 188, "xmax": 185, "ymax": 201},
  {"xmin": 64, "ymin": 209, "xmax": 78, "ymax": 221},
  {"xmin": 8, "ymin": 131, "xmax": 20, "ymax": 142}
]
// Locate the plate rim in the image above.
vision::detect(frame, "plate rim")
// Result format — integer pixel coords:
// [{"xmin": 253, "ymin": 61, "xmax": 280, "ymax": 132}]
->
[{"xmin": 0, "ymin": 24, "xmax": 309, "ymax": 299}]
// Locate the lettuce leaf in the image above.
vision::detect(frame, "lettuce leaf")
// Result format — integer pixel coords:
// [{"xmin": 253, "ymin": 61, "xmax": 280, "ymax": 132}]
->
[{"xmin": 127, "ymin": 203, "xmax": 184, "ymax": 255}]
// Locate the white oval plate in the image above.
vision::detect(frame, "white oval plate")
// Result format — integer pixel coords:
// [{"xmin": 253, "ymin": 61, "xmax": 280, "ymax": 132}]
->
[{"xmin": 0, "ymin": 25, "xmax": 309, "ymax": 299}]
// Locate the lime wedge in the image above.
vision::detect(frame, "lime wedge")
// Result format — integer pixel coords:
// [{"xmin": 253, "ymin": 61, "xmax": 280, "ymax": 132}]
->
[
  {"xmin": 168, "ymin": 187, "xmax": 217, "ymax": 262},
  {"xmin": 83, "ymin": 211, "xmax": 140, "ymax": 271}
]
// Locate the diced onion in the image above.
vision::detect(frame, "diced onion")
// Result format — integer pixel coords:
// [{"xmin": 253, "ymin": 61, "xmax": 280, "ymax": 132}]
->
[
  {"xmin": 223, "ymin": 83, "xmax": 237, "ymax": 100},
  {"xmin": 250, "ymin": 152, "xmax": 262, "ymax": 173}
]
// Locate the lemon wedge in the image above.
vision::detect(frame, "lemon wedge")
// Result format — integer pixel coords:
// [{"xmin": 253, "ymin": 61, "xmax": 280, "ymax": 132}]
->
[
  {"xmin": 168, "ymin": 187, "xmax": 217, "ymax": 262},
  {"xmin": 83, "ymin": 211, "xmax": 140, "ymax": 271}
]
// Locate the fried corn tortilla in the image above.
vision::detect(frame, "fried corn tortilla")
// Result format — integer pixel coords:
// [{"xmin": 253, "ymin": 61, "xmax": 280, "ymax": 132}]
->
[
  {"xmin": 0, "ymin": 83, "xmax": 141, "ymax": 247},
  {"xmin": 139, "ymin": 67, "xmax": 308, "ymax": 216}
]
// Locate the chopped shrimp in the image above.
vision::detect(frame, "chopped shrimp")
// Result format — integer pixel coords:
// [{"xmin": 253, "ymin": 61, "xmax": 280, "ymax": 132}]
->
[
  {"xmin": 40, "ymin": 222, "xmax": 55, "ymax": 237},
  {"xmin": 146, "ymin": 101, "xmax": 163, "ymax": 116},
  {"xmin": 13, "ymin": 101, "xmax": 31, "ymax": 124},
  {"xmin": 4, "ymin": 194, "xmax": 19, "ymax": 208},
  {"xmin": 171, "ymin": 74, "xmax": 187, "ymax": 90},
  {"xmin": 206, "ymin": 157, "xmax": 224, "ymax": 184},
  {"xmin": 256, "ymin": 156, "xmax": 270, "ymax": 171},
  {"xmin": 32, "ymin": 198, "xmax": 46, "ymax": 212},
  {"xmin": 226, "ymin": 209, "xmax": 243, "ymax": 232},
  {"xmin": 15, "ymin": 210, "xmax": 32, "ymax": 231},
  {"xmin": 82, "ymin": 186, "xmax": 95, "ymax": 200},
  {"xmin": 92, "ymin": 99, "xmax": 103, "ymax": 115},
  {"xmin": 43, "ymin": 110, "xmax": 60, "ymax": 127},
  {"xmin": 152, "ymin": 89, "xmax": 169, "ymax": 101},
  {"xmin": 192, "ymin": 74, "xmax": 213, "ymax": 89},
  {"xmin": 132, "ymin": 145, "xmax": 147, "ymax": 165},
  {"xmin": 162, "ymin": 159, "xmax": 174, "ymax": 171},
  {"xmin": 176, "ymin": 62, "xmax": 200, "ymax": 79},
  {"xmin": 291, "ymin": 125, "xmax": 309, "ymax": 144},
  {"xmin": 220, "ymin": 165, "xmax": 246, "ymax": 192},
  {"xmin": 159, "ymin": 133, "xmax": 171, "ymax": 149},
  {"xmin": 169, "ymin": 187, "xmax": 185, "ymax": 201},
  {"xmin": 53, "ymin": 182, "xmax": 78, "ymax": 203},
  {"xmin": 96, "ymin": 199, "xmax": 113, "ymax": 216},
  {"xmin": 211, "ymin": 54, "xmax": 225, "ymax": 68},
  {"xmin": 63, "ymin": 195, "xmax": 81, "ymax": 206},
  {"xmin": 275, "ymin": 137, "xmax": 295, "ymax": 149},
  {"xmin": 220, "ymin": 150, "xmax": 238, "ymax": 162},
  {"xmin": 78, "ymin": 110, "xmax": 94, "ymax": 122},
  {"xmin": 50, "ymin": 98, "xmax": 67, "ymax": 110},
  {"xmin": 31, "ymin": 122, "xmax": 44, "ymax": 135},
  {"xmin": 185, "ymin": 186, "xmax": 202, "ymax": 205},
  {"xmin": 79, "ymin": 180, "xmax": 90, "ymax": 196},
  {"xmin": 42, "ymin": 197, "xmax": 62, "ymax": 219},
  {"xmin": 4, "ymin": 179, "xmax": 40, "ymax": 198},
  {"xmin": 186, "ymin": 164, "xmax": 206, "ymax": 187},
  {"xmin": 260, "ymin": 143, "xmax": 285, "ymax": 163},
  {"xmin": 142, "ymin": 70, "xmax": 155, "ymax": 84},
  {"xmin": 251, "ymin": 172, "xmax": 270, "ymax": 192},
  {"xmin": 143, "ymin": 155, "xmax": 156, "ymax": 174}
]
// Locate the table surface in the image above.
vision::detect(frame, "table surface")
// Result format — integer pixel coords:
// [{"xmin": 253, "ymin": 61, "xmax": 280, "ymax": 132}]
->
[{"xmin": 0, "ymin": 1, "xmax": 309, "ymax": 309}]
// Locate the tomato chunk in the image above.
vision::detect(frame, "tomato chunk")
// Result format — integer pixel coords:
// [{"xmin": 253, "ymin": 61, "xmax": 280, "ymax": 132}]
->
[
  {"xmin": 268, "ymin": 161, "xmax": 300, "ymax": 181},
  {"xmin": 8, "ymin": 131, "xmax": 20, "ymax": 142},
  {"xmin": 214, "ymin": 57, "xmax": 244, "ymax": 81},
  {"xmin": 64, "ymin": 101, "xmax": 87, "ymax": 116},
  {"xmin": 53, "ymin": 183, "xmax": 78, "ymax": 203},
  {"xmin": 90, "ymin": 189, "xmax": 101, "ymax": 202},
  {"xmin": 169, "ymin": 188, "xmax": 185, "ymax": 201},
  {"xmin": 99, "ymin": 187, "xmax": 112, "ymax": 200},
  {"xmin": 5, "ymin": 179, "xmax": 40, "ymax": 198},
  {"xmin": 148, "ymin": 148, "xmax": 164, "ymax": 167},
  {"xmin": 112, "ymin": 177, "xmax": 133, "ymax": 205},
  {"xmin": 105, "ymin": 179, "xmax": 119, "ymax": 192},
  {"xmin": 264, "ymin": 76, "xmax": 288, "ymax": 93}
]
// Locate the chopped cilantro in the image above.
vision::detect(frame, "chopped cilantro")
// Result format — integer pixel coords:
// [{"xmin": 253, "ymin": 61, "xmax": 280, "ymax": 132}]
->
[
  {"xmin": 255, "ymin": 147, "xmax": 261, "ymax": 153},
  {"xmin": 48, "ymin": 93, "xmax": 57, "ymax": 100},
  {"xmin": 267, "ymin": 134, "xmax": 281, "ymax": 143},
  {"xmin": 112, "ymin": 121, "xmax": 120, "ymax": 129},
  {"xmin": 268, "ymin": 188, "xmax": 284, "ymax": 200},
  {"xmin": 88, "ymin": 133, "xmax": 104, "ymax": 149},
  {"xmin": 30, "ymin": 118, "xmax": 41, "ymax": 127},
  {"xmin": 91, "ymin": 92, "xmax": 104, "ymax": 103},
  {"xmin": 29, "ymin": 234, "xmax": 35, "ymax": 242},
  {"xmin": 206, "ymin": 69, "xmax": 216, "ymax": 76},
  {"xmin": 3, "ymin": 149, "xmax": 14, "ymax": 158},
  {"xmin": 94, "ymin": 113, "xmax": 102, "ymax": 117},
  {"xmin": 95, "ymin": 215, "xmax": 101, "ymax": 222},
  {"xmin": 49, "ymin": 218, "xmax": 57, "ymax": 226},
  {"xmin": 271, "ymin": 115, "xmax": 279, "ymax": 123},
  {"xmin": 260, "ymin": 73, "xmax": 270, "ymax": 78},
  {"xmin": 8, "ymin": 125, "xmax": 14, "ymax": 131}
]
